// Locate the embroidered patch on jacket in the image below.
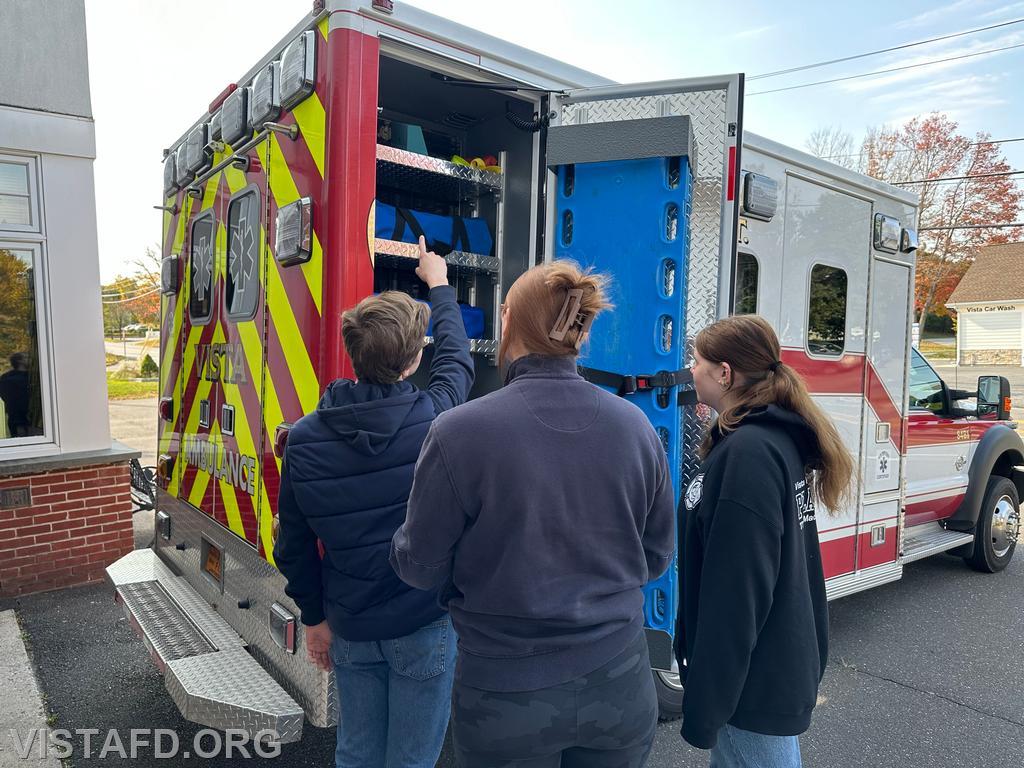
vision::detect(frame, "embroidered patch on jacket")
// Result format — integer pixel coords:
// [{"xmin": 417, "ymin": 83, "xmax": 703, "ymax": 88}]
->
[
  {"xmin": 795, "ymin": 476, "xmax": 817, "ymax": 528},
  {"xmin": 684, "ymin": 474, "xmax": 705, "ymax": 511}
]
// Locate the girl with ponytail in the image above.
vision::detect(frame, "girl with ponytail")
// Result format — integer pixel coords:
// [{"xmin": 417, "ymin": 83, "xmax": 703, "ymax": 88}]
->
[
  {"xmin": 392, "ymin": 261, "xmax": 676, "ymax": 767},
  {"xmin": 676, "ymin": 314, "xmax": 853, "ymax": 766}
]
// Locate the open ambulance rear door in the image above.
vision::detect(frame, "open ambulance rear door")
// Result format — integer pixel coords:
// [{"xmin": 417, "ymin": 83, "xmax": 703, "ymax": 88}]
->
[{"xmin": 540, "ymin": 75, "xmax": 744, "ymax": 677}]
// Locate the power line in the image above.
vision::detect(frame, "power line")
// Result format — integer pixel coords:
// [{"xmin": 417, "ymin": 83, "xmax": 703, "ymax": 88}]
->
[
  {"xmin": 919, "ymin": 222, "xmax": 1024, "ymax": 231},
  {"xmin": 101, "ymin": 283, "xmax": 161, "ymax": 298},
  {"xmin": 747, "ymin": 41, "xmax": 1024, "ymax": 96},
  {"xmin": 750, "ymin": 17, "xmax": 1024, "ymax": 80},
  {"xmin": 821, "ymin": 137, "xmax": 1024, "ymax": 161},
  {"xmin": 891, "ymin": 169, "xmax": 1024, "ymax": 185},
  {"xmin": 101, "ymin": 286, "xmax": 161, "ymax": 304}
]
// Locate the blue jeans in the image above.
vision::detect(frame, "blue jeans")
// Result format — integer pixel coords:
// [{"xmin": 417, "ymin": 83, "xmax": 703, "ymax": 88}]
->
[
  {"xmin": 709, "ymin": 725, "xmax": 802, "ymax": 768},
  {"xmin": 331, "ymin": 616, "xmax": 457, "ymax": 768}
]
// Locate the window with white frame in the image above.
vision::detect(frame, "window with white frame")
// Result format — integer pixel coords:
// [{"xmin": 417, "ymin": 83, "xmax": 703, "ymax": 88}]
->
[
  {"xmin": 0, "ymin": 243, "xmax": 49, "ymax": 442},
  {"xmin": 0, "ymin": 156, "xmax": 39, "ymax": 232},
  {"xmin": 0, "ymin": 153, "xmax": 50, "ymax": 447}
]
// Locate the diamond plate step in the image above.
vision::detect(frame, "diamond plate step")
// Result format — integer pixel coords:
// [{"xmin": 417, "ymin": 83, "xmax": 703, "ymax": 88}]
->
[
  {"xmin": 117, "ymin": 581, "xmax": 214, "ymax": 664},
  {"xmin": 902, "ymin": 525, "xmax": 975, "ymax": 563},
  {"xmin": 107, "ymin": 549, "xmax": 304, "ymax": 743}
]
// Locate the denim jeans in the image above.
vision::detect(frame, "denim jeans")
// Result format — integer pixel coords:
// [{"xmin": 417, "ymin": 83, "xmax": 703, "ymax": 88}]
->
[
  {"xmin": 331, "ymin": 616, "xmax": 457, "ymax": 768},
  {"xmin": 709, "ymin": 724, "xmax": 802, "ymax": 768}
]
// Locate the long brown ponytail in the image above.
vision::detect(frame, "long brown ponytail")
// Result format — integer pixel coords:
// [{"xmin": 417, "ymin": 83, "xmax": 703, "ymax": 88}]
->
[{"xmin": 696, "ymin": 315, "xmax": 854, "ymax": 514}]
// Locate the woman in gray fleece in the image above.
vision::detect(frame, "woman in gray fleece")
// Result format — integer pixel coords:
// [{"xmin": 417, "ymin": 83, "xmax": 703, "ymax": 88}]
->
[{"xmin": 391, "ymin": 261, "xmax": 676, "ymax": 768}]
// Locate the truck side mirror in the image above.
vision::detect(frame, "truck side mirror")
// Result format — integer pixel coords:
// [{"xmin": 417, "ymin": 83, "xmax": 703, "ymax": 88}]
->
[{"xmin": 977, "ymin": 375, "xmax": 1012, "ymax": 420}]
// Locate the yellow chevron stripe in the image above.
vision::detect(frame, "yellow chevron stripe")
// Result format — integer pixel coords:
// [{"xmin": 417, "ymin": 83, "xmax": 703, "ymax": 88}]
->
[
  {"xmin": 222, "ymin": 161, "xmax": 285, "ymax": 557},
  {"xmin": 263, "ymin": 136, "xmax": 323, "ymax": 315},
  {"xmin": 166, "ymin": 194, "xmax": 197, "ymax": 496},
  {"xmin": 292, "ymin": 93, "xmax": 325, "ymax": 178},
  {"xmin": 212, "ymin": 193, "xmax": 264, "ymax": 542},
  {"xmin": 266, "ymin": 261, "xmax": 319, "ymax": 414},
  {"xmin": 318, "ymin": 16, "xmax": 328, "ymax": 40},
  {"xmin": 177, "ymin": 174, "xmax": 225, "ymax": 500}
]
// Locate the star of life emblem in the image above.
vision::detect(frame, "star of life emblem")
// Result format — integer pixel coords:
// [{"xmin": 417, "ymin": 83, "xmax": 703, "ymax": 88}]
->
[
  {"xmin": 229, "ymin": 208, "xmax": 256, "ymax": 311},
  {"xmin": 192, "ymin": 235, "xmax": 213, "ymax": 302}
]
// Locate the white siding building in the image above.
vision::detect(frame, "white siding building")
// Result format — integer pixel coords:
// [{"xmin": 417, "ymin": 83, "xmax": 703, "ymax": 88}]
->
[{"xmin": 947, "ymin": 243, "xmax": 1024, "ymax": 366}]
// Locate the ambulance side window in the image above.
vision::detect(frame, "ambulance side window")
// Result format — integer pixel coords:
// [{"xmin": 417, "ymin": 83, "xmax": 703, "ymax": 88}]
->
[
  {"xmin": 807, "ymin": 264, "xmax": 847, "ymax": 357},
  {"xmin": 188, "ymin": 213, "xmax": 215, "ymax": 324},
  {"xmin": 732, "ymin": 252, "xmax": 758, "ymax": 315},
  {"xmin": 226, "ymin": 189, "xmax": 260, "ymax": 321},
  {"xmin": 908, "ymin": 348, "xmax": 945, "ymax": 414}
]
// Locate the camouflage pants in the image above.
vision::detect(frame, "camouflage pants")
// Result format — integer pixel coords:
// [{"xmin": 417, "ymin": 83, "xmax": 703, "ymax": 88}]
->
[{"xmin": 451, "ymin": 631, "xmax": 658, "ymax": 768}]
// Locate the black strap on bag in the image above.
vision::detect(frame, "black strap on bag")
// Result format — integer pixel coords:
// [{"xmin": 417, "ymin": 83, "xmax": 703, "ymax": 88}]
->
[
  {"xmin": 393, "ymin": 207, "xmax": 426, "ymax": 243},
  {"xmin": 451, "ymin": 216, "xmax": 471, "ymax": 254},
  {"xmin": 394, "ymin": 207, "xmax": 454, "ymax": 256},
  {"xmin": 578, "ymin": 366, "xmax": 697, "ymax": 408}
]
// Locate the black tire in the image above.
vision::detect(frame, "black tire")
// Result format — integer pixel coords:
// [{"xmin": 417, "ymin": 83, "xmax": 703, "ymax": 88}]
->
[
  {"xmin": 652, "ymin": 669, "xmax": 683, "ymax": 722},
  {"xmin": 965, "ymin": 476, "xmax": 1020, "ymax": 573}
]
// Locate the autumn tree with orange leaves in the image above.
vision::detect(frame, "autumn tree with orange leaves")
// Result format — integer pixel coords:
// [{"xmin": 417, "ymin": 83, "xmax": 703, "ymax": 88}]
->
[
  {"xmin": 101, "ymin": 247, "xmax": 161, "ymax": 334},
  {"xmin": 808, "ymin": 113, "xmax": 1023, "ymax": 332}
]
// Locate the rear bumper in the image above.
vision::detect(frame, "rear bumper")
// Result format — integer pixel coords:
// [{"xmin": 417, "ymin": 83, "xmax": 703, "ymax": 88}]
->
[{"xmin": 107, "ymin": 548, "xmax": 305, "ymax": 743}]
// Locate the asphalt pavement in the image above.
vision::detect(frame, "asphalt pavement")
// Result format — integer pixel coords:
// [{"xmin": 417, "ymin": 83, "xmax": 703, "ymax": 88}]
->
[{"xmin": 2, "ymin": 545, "xmax": 1021, "ymax": 767}]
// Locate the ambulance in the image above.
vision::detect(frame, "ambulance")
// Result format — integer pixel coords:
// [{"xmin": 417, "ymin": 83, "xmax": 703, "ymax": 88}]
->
[{"xmin": 107, "ymin": 0, "xmax": 1023, "ymax": 740}]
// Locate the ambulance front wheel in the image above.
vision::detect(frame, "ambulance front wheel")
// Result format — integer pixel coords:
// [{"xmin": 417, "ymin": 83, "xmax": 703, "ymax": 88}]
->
[
  {"xmin": 653, "ymin": 669, "xmax": 683, "ymax": 721},
  {"xmin": 965, "ymin": 475, "xmax": 1020, "ymax": 573}
]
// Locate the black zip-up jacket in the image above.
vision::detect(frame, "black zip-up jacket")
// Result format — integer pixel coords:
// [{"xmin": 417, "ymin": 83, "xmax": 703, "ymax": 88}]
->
[
  {"xmin": 273, "ymin": 285, "xmax": 473, "ymax": 640},
  {"xmin": 676, "ymin": 405, "xmax": 829, "ymax": 749}
]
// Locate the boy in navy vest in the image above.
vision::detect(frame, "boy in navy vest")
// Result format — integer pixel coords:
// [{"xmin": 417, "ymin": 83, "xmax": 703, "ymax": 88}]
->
[{"xmin": 275, "ymin": 237, "xmax": 473, "ymax": 767}]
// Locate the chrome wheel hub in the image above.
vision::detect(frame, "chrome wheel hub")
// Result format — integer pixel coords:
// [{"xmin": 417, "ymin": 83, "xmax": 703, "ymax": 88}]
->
[{"xmin": 991, "ymin": 495, "xmax": 1020, "ymax": 558}]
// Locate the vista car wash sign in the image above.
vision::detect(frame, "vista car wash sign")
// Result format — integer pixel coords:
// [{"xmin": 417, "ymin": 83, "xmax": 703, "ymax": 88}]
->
[{"xmin": 961, "ymin": 305, "xmax": 1019, "ymax": 313}]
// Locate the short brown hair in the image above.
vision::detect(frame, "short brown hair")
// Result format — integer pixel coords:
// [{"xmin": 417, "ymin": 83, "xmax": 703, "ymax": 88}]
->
[{"xmin": 341, "ymin": 292, "xmax": 430, "ymax": 384}]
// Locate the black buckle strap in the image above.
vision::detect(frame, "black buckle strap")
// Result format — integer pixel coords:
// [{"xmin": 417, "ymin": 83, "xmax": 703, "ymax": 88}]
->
[{"xmin": 578, "ymin": 366, "xmax": 696, "ymax": 408}]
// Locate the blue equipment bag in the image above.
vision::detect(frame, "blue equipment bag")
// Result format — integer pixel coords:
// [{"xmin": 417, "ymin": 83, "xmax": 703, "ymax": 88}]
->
[
  {"xmin": 419, "ymin": 299, "xmax": 485, "ymax": 339},
  {"xmin": 375, "ymin": 201, "xmax": 494, "ymax": 256}
]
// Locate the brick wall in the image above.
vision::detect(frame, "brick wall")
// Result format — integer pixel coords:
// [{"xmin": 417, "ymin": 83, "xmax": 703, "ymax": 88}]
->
[{"xmin": 0, "ymin": 462, "xmax": 133, "ymax": 597}]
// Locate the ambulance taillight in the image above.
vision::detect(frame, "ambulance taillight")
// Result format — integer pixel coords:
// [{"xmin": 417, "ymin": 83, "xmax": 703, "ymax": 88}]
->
[{"xmin": 159, "ymin": 397, "xmax": 174, "ymax": 422}]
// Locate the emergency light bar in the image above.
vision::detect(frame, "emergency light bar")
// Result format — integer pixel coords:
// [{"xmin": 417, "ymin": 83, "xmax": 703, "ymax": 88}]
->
[
  {"xmin": 281, "ymin": 31, "xmax": 316, "ymax": 110},
  {"xmin": 274, "ymin": 197, "xmax": 312, "ymax": 266},
  {"xmin": 185, "ymin": 123, "xmax": 211, "ymax": 174},
  {"xmin": 251, "ymin": 62, "xmax": 282, "ymax": 127},
  {"xmin": 209, "ymin": 110, "xmax": 222, "ymax": 142},
  {"xmin": 874, "ymin": 214, "xmax": 901, "ymax": 253},
  {"xmin": 163, "ymin": 153, "xmax": 178, "ymax": 196},
  {"xmin": 174, "ymin": 144, "xmax": 191, "ymax": 187},
  {"xmin": 221, "ymin": 87, "xmax": 250, "ymax": 146}
]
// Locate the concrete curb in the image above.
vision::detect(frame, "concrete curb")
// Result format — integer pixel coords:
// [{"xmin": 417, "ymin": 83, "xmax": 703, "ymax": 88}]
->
[{"xmin": 0, "ymin": 610, "xmax": 60, "ymax": 767}]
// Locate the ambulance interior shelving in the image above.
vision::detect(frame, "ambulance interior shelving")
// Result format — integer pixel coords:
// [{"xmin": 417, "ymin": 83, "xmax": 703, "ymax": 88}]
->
[{"xmin": 375, "ymin": 52, "xmax": 541, "ymax": 396}]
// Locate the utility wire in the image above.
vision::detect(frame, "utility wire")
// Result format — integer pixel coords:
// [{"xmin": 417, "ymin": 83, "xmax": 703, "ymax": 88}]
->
[
  {"xmin": 101, "ymin": 283, "xmax": 161, "ymax": 298},
  {"xmin": 101, "ymin": 286, "xmax": 162, "ymax": 304},
  {"xmin": 821, "ymin": 137, "xmax": 1024, "ymax": 161},
  {"xmin": 750, "ymin": 17, "xmax": 1024, "ymax": 80},
  {"xmin": 747, "ymin": 41, "xmax": 1024, "ymax": 96},
  {"xmin": 891, "ymin": 169, "xmax": 1024, "ymax": 184},
  {"xmin": 920, "ymin": 222, "xmax": 1024, "ymax": 230}
]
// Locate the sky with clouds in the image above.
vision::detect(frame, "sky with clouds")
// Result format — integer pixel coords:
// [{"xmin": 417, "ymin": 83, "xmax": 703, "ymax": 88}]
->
[{"xmin": 84, "ymin": 0, "xmax": 1024, "ymax": 281}]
